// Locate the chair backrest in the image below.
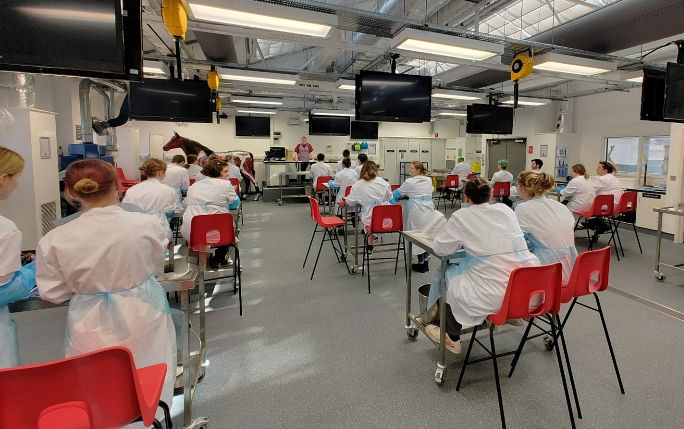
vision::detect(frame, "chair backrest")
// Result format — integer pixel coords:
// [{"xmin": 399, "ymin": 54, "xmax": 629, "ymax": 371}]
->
[
  {"xmin": 116, "ymin": 167, "xmax": 127, "ymax": 181},
  {"xmin": 493, "ymin": 181, "xmax": 511, "ymax": 197},
  {"xmin": 344, "ymin": 186, "xmax": 352, "ymax": 197},
  {"xmin": 390, "ymin": 184, "xmax": 401, "ymax": 192},
  {"xmin": 0, "ymin": 347, "xmax": 165, "ymax": 428},
  {"xmin": 229, "ymin": 177, "xmax": 240, "ymax": 193},
  {"xmin": 189, "ymin": 178, "xmax": 196, "ymax": 186},
  {"xmin": 307, "ymin": 196, "xmax": 322, "ymax": 223},
  {"xmin": 588, "ymin": 194, "xmax": 615, "ymax": 217},
  {"xmin": 315, "ymin": 176, "xmax": 333, "ymax": 192},
  {"xmin": 489, "ymin": 263, "xmax": 563, "ymax": 325},
  {"xmin": 467, "ymin": 173, "xmax": 477, "ymax": 180},
  {"xmin": 369, "ymin": 204, "xmax": 403, "ymax": 233},
  {"xmin": 189, "ymin": 213, "xmax": 237, "ymax": 252},
  {"xmin": 617, "ymin": 191, "xmax": 637, "ymax": 214},
  {"xmin": 564, "ymin": 246, "xmax": 611, "ymax": 302},
  {"xmin": 444, "ymin": 174, "xmax": 459, "ymax": 188}
]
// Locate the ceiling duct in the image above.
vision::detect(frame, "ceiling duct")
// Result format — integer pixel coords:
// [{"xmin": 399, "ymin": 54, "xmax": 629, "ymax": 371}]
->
[{"xmin": 194, "ymin": 31, "xmax": 239, "ymax": 63}]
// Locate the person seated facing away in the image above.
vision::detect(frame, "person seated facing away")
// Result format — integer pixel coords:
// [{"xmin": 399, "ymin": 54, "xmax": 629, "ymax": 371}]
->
[
  {"xmin": 181, "ymin": 159, "xmax": 240, "ymax": 270},
  {"xmin": 450, "ymin": 157, "xmax": 471, "ymax": 190},
  {"xmin": 36, "ymin": 159, "xmax": 178, "ymax": 409},
  {"xmin": 310, "ymin": 153, "xmax": 333, "ymax": 191},
  {"xmin": 560, "ymin": 163, "xmax": 595, "ymax": 213},
  {"xmin": 225, "ymin": 155, "xmax": 244, "ymax": 183},
  {"xmin": 346, "ymin": 161, "xmax": 392, "ymax": 249},
  {"xmin": 162, "ymin": 154, "xmax": 190, "ymax": 197},
  {"xmin": 330, "ymin": 157, "xmax": 359, "ymax": 217},
  {"xmin": 515, "ymin": 170, "xmax": 577, "ymax": 285},
  {"xmin": 355, "ymin": 153, "xmax": 368, "ymax": 176},
  {"xmin": 426, "ymin": 177, "xmax": 539, "ymax": 354},
  {"xmin": 490, "ymin": 159, "xmax": 514, "ymax": 206},
  {"xmin": 186, "ymin": 154, "xmax": 202, "ymax": 180},
  {"xmin": 593, "ymin": 161, "xmax": 623, "ymax": 211},
  {"xmin": 336, "ymin": 149, "xmax": 351, "ymax": 173},
  {"xmin": 392, "ymin": 161, "xmax": 435, "ymax": 273},
  {"xmin": 122, "ymin": 158, "xmax": 178, "ymax": 239},
  {"xmin": 530, "ymin": 158, "xmax": 543, "ymax": 172}
]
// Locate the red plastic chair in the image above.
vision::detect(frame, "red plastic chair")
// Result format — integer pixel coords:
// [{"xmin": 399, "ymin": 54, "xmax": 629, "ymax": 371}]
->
[
  {"xmin": 467, "ymin": 173, "xmax": 478, "ymax": 180},
  {"xmin": 456, "ymin": 263, "xmax": 576, "ymax": 429},
  {"xmin": 229, "ymin": 178, "xmax": 244, "ymax": 226},
  {"xmin": 492, "ymin": 181, "xmax": 511, "ymax": 197},
  {"xmin": 390, "ymin": 184, "xmax": 401, "ymax": 192},
  {"xmin": 116, "ymin": 167, "xmax": 140, "ymax": 191},
  {"xmin": 189, "ymin": 178, "xmax": 196, "ymax": 186},
  {"xmin": 190, "ymin": 213, "xmax": 242, "ymax": 315},
  {"xmin": 573, "ymin": 194, "xmax": 619, "ymax": 259},
  {"xmin": 303, "ymin": 197, "xmax": 349, "ymax": 280},
  {"xmin": 0, "ymin": 346, "xmax": 169, "ymax": 429},
  {"xmin": 435, "ymin": 174, "xmax": 459, "ymax": 211},
  {"xmin": 608, "ymin": 191, "xmax": 642, "ymax": 256},
  {"xmin": 362, "ymin": 204, "xmax": 405, "ymax": 294}
]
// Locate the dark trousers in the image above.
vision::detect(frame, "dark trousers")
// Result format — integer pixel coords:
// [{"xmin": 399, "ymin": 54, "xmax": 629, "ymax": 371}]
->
[
  {"xmin": 445, "ymin": 302, "xmax": 463, "ymax": 340},
  {"xmin": 210, "ymin": 245, "xmax": 231, "ymax": 268}
]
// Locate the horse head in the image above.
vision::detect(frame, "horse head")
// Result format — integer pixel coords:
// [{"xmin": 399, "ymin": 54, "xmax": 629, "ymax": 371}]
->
[{"xmin": 163, "ymin": 131, "xmax": 184, "ymax": 152}]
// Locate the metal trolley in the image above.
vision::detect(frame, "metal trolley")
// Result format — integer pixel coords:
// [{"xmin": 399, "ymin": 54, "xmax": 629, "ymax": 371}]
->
[{"xmin": 653, "ymin": 205, "xmax": 684, "ymax": 281}]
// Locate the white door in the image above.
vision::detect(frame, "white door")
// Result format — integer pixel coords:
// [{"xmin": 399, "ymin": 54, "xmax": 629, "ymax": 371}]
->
[
  {"xmin": 382, "ymin": 139, "xmax": 398, "ymax": 184},
  {"xmin": 419, "ymin": 140, "xmax": 431, "ymax": 166},
  {"xmin": 149, "ymin": 134, "xmax": 164, "ymax": 160},
  {"xmin": 431, "ymin": 139, "xmax": 446, "ymax": 171}
]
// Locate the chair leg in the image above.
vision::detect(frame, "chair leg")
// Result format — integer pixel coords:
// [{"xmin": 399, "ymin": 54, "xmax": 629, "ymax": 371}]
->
[
  {"xmin": 550, "ymin": 316, "xmax": 577, "ymax": 429},
  {"xmin": 632, "ymin": 222, "xmax": 643, "ymax": 254},
  {"xmin": 310, "ymin": 229, "xmax": 327, "ymax": 280},
  {"xmin": 361, "ymin": 234, "xmax": 367, "ymax": 277},
  {"xmin": 394, "ymin": 233, "xmax": 401, "ymax": 275},
  {"xmin": 152, "ymin": 419, "xmax": 163, "ymax": 429},
  {"xmin": 456, "ymin": 325, "xmax": 479, "ymax": 391},
  {"xmin": 303, "ymin": 224, "xmax": 318, "ymax": 268},
  {"xmin": 556, "ymin": 315, "xmax": 582, "ymax": 419},
  {"xmin": 489, "ymin": 325, "xmax": 507, "ymax": 429},
  {"xmin": 594, "ymin": 293, "xmax": 625, "ymax": 394},
  {"xmin": 236, "ymin": 249, "xmax": 243, "ymax": 316},
  {"xmin": 331, "ymin": 228, "xmax": 350, "ymax": 274},
  {"xmin": 607, "ymin": 219, "xmax": 620, "ymax": 261},
  {"xmin": 613, "ymin": 218, "xmax": 625, "ymax": 257},
  {"xmin": 584, "ymin": 218, "xmax": 592, "ymax": 249},
  {"xmin": 508, "ymin": 317, "xmax": 535, "ymax": 378},
  {"xmin": 366, "ymin": 238, "xmax": 372, "ymax": 294},
  {"xmin": 327, "ymin": 229, "xmax": 342, "ymax": 263}
]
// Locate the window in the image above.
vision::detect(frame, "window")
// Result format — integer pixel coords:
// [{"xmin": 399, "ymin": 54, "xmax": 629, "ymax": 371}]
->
[
  {"xmin": 606, "ymin": 137, "xmax": 639, "ymax": 174},
  {"xmin": 604, "ymin": 136, "xmax": 670, "ymax": 189},
  {"xmin": 643, "ymin": 136, "xmax": 670, "ymax": 188}
]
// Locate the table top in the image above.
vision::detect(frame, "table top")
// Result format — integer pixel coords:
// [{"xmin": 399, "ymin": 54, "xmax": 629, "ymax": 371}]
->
[
  {"xmin": 653, "ymin": 205, "xmax": 684, "ymax": 216},
  {"xmin": 279, "ymin": 171, "xmax": 310, "ymax": 176},
  {"xmin": 401, "ymin": 230, "xmax": 465, "ymax": 260}
]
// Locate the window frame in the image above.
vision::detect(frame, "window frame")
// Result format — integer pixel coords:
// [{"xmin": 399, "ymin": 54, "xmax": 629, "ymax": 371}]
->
[{"xmin": 603, "ymin": 135, "xmax": 670, "ymax": 189}]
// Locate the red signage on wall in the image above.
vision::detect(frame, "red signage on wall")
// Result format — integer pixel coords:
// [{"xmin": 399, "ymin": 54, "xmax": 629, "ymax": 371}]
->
[{"xmin": 528, "ymin": 145, "xmax": 534, "ymax": 154}]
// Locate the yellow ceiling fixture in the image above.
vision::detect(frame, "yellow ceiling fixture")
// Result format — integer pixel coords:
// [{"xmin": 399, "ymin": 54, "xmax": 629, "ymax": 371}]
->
[
  {"xmin": 510, "ymin": 52, "xmax": 534, "ymax": 82},
  {"xmin": 207, "ymin": 70, "xmax": 220, "ymax": 91},
  {"xmin": 216, "ymin": 97, "xmax": 222, "ymax": 110},
  {"xmin": 161, "ymin": 0, "xmax": 187, "ymax": 40}
]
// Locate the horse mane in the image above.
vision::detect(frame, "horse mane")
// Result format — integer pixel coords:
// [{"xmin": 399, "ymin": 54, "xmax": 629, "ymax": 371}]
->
[{"xmin": 182, "ymin": 136, "xmax": 215, "ymax": 156}]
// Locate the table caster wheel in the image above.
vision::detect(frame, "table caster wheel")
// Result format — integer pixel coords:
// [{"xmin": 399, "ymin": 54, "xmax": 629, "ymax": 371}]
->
[
  {"xmin": 350, "ymin": 265, "xmax": 358, "ymax": 274},
  {"xmin": 407, "ymin": 329, "xmax": 418, "ymax": 340},
  {"xmin": 277, "ymin": 201, "xmax": 282, "ymax": 206},
  {"xmin": 654, "ymin": 271, "xmax": 666, "ymax": 281},
  {"xmin": 434, "ymin": 367, "xmax": 445, "ymax": 386},
  {"xmin": 543, "ymin": 335, "xmax": 554, "ymax": 351}
]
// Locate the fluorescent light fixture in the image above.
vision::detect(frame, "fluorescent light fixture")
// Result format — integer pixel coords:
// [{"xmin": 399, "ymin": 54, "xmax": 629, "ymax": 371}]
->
[
  {"xmin": 337, "ymin": 81, "xmax": 355, "ymax": 91},
  {"xmin": 535, "ymin": 52, "xmax": 614, "ymax": 76},
  {"xmin": 438, "ymin": 111, "xmax": 466, "ymax": 117},
  {"xmin": 392, "ymin": 28, "xmax": 502, "ymax": 62},
  {"xmin": 220, "ymin": 69, "xmax": 297, "ymax": 85},
  {"xmin": 187, "ymin": 0, "xmax": 336, "ymax": 38},
  {"xmin": 236, "ymin": 109, "xmax": 276, "ymax": 115},
  {"xmin": 230, "ymin": 97, "xmax": 283, "ymax": 106},
  {"xmin": 311, "ymin": 109, "xmax": 355, "ymax": 117},
  {"xmin": 626, "ymin": 76, "xmax": 643, "ymax": 83},
  {"xmin": 143, "ymin": 66, "xmax": 166, "ymax": 75},
  {"xmin": 502, "ymin": 97, "xmax": 550, "ymax": 107},
  {"xmin": 432, "ymin": 89, "xmax": 482, "ymax": 101}
]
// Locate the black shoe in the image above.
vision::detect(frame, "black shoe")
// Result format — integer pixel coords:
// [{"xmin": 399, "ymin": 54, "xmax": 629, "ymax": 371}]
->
[
  {"xmin": 366, "ymin": 245, "xmax": 374, "ymax": 254},
  {"xmin": 588, "ymin": 234, "xmax": 599, "ymax": 249},
  {"xmin": 423, "ymin": 261, "xmax": 429, "ymax": 272},
  {"xmin": 411, "ymin": 263, "xmax": 424, "ymax": 272}
]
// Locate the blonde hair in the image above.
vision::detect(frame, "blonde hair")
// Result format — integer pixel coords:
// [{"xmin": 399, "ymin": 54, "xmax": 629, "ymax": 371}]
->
[
  {"xmin": 0, "ymin": 146, "xmax": 25, "ymax": 176},
  {"xmin": 411, "ymin": 161, "xmax": 426, "ymax": 175},
  {"xmin": 73, "ymin": 178, "xmax": 100, "ymax": 194},
  {"xmin": 517, "ymin": 170, "xmax": 555, "ymax": 198},
  {"xmin": 140, "ymin": 158, "xmax": 166, "ymax": 178},
  {"xmin": 360, "ymin": 161, "xmax": 378, "ymax": 181},
  {"xmin": 572, "ymin": 164, "xmax": 589, "ymax": 179}
]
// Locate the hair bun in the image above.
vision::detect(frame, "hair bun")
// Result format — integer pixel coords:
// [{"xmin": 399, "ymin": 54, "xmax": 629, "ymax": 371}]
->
[{"xmin": 73, "ymin": 178, "xmax": 100, "ymax": 194}]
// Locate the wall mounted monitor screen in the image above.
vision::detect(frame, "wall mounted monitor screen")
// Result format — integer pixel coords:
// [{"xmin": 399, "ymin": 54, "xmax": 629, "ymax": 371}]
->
[
  {"xmin": 236, "ymin": 116, "xmax": 271, "ymax": 137},
  {"xmin": 309, "ymin": 115, "xmax": 350, "ymax": 135},
  {"xmin": 350, "ymin": 121, "xmax": 379, "ymax": 139},
  {"xmin": 0, "ymin": 0, "xmax": 142, "ymax": 80},
  {"xmin": 466, "ymin": 104, "xmax": 514, "ymax": 134},
  {"xmin": 640, "ymin": 68, "xmax": 666, "ymax": 122},
  {"xmin": 663, "ymin": 62, "xmax": 684, "ymax": 122},
  {"xmin": 355, "ymin": 71, "xmax": 431, "ymax": 123},
  {"xmin": 129, "ymin": 79, "xmax": 213, "ymax": 123}
]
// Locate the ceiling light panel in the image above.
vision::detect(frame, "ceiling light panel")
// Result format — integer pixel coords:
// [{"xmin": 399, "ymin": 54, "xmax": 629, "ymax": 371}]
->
[
  {"xmin": 311, "ymin": 109, "xmax": 355, "ymax": 117},
  {"xmin": 236, "ymin": 109, "xmax": 277, "ymax": 115},
  {"xmin": 432, "ymin": 90, "xmax": 483, "ymax": 101},
  {"xmin": 534, "ymin": 52, "xmax": 614, "ymax": 76},
  {"xmin": 438, "ymin": 111, "xmax": 466, "ymax": 116},
  {"xmin": 501, "ymin": 97, "xmax": 550, "ymax": 106},
  {"xmin": 230, "ymin": 97, "xmax": 283, "ymax": 105},
  {"xmin": 392, "ymin": 28, "xmax": 503, "ymax": 62},
  {"xmin": 187, "ymin": 0, "xmax": 337, "ymax": 38},
  {"xmin": 220, "ymin": 69, "xmax": 298, "ymax": 85}
]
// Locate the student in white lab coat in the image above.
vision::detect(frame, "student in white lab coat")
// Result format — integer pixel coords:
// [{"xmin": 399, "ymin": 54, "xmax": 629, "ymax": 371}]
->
[
  {"xmin": 426, "ymin": 177, "xmax": 539, "ymax": 354},
  {"xmin": 186, "ymin": 154, "xmax": 202, "ymax": 180},
  {"xmin": 330, "ymin": 157, "xmax": 359, "ymax": 215},
  {"xmin": 593, "ymin": 161, "xmax": 623, "ymax": 210},
  {"xmin": 181, "ymin": 159, "xmax": 240, "ymax": 269},
  {"xmin": 354, "ymin": 153, "xmax": 368, "ymax": 176},
  {"xmin": 450, "ymin": 157, "xmax": 471, "ymax": 190},
  {"xmin": 530, "ymin": 158, "xmax": 543, "ymax": 172},
  {"xmin": 346, "ymin": 161, "xmax": 392, "ymax": 248},
  {"xmin": 225, "ymin": 155, "xmax": 243, "ymax": 183},
  {"xmin": 122, "ymin": 158, "xmax": 178, "ymax": 239},
  {"xmin": 162, "ymin": 154, "xmax": 190, "ymax": 197},
  {"xmin": 515, "ymin": 170, "xmax": 577, "ymax": 285},
  {"xmin": 310, "ymin": 153, "xmax": 334, "ymax": 190},
  {"xmin": 490, "ymin": 159, "xmax": 514, "ymax": 185},
  {"xmin": 36, "ymin": 159, "xmax": 177, "ymax": 410},
  {"xmin": 336, "ymin": 149, "xmax": 350, "ymax": 173},
  {"xmin": 0, "ymin": 147, "xmax": 35, "ymax": 368},
  {"xmin": 560, "ymin": 164, "xmax": 595, "ymax": 213},
  {"xmin": 391, "ymin": 161, "xmax": 435, "ymax": 273}
]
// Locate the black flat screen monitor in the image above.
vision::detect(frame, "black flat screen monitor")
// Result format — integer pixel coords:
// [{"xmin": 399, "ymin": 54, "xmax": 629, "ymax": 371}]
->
[
  {"xmin": 466, "ymin": 104, "xmax": 514, "ymax": 134},
  {"xmin": 236, "ymin": 116, "xmax": 271, "ymax": 137},
  {"xmin": 129, "ymin": 79, "xmax": 212, "ymax": 123},
  {"xmin": 355, "ymin": 71, "xmax": 431, "ymax": 123},
  {"xmin": 663, "ymin": 62, "xmax": 684, "ymax": 122},
  {"xmin": 0, "ymin": 0, "xmax": 142, "ymax": 80},
  {"xmin": 640, "ymin": 68, "xmax": 666, "ymax": 122},
  {"xmin": 350, "ymin": 121, "xmax": 379, "ymax": 139},
  {"xmin": 309, "ymin": 115, "xmax": 350, "ymax": 135}
]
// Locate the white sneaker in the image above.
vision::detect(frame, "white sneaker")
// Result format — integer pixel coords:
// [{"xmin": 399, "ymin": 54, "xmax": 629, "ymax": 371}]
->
[{"xmin": 425, "ymin": 324, "xmax": 462, "ymax": 355}]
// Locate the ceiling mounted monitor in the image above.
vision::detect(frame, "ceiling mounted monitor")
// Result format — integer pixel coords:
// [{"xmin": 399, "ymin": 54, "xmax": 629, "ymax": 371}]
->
[
  {"xmin": 129, "ymin": 79, "xmax": 213, "ymax": 123},
  {"xmin": 466, "ymin": 104, "xmax": 514, "ymax": 135},
  {"xmin": 355, "ymin": 71, "xmax": 432, "ymax": 123}
]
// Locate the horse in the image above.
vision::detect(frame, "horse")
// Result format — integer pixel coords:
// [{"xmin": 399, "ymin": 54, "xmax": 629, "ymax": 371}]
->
[{"xmin": 163, "ymin": 132, "xmax": 215, "ymax": 165}]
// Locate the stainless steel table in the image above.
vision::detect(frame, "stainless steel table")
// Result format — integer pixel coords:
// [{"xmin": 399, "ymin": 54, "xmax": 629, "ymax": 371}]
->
[
  {"xmin": 653, "ymin": 205, "xmax": 684, "ymax": 281},
  {"xmin": 322, "ymin": 182, "xmax": 336, "ymax": 215},
  {"xmin": 277, "ymin": 171, "xmax": 310, "ymax": 206}
]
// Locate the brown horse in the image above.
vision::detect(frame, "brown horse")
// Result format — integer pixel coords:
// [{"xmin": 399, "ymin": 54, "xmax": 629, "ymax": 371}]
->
[{"xmin": 163, "ymin": 132, "xmax": 215, "ymax": 165}]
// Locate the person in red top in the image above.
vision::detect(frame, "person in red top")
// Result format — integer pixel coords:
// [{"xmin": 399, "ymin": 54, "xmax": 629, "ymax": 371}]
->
[{"xmin": 295, "ymin": 136, "xmax": 313, "ymax": 172}]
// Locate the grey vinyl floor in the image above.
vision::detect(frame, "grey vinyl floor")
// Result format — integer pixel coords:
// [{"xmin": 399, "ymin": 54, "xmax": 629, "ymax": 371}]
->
[{"xmin": 13, "ymin": 198, "xmax": 684, "ymax": 428}]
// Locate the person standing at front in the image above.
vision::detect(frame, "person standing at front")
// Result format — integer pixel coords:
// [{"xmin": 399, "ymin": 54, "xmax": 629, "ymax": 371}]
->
[{"xmin": 295, "ymin": 136, "xmax": 313, "ymax": 172}]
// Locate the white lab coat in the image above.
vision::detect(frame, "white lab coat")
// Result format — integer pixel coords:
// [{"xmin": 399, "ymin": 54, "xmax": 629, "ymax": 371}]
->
[
  {"xmin": 335, "ymin": 160, "xmax": 344, "ymax": 173},
  {"xmin": 515, "ymin": 196, "xmax": 577, "ymax": 284},
  {"xmin": 450, "ymin": 162, "xmax": 472, "ymax": 189},
  {"xmin": 592, "ymin": 173, "xmax": 623, "ymax": 210},
  {"xmin": 187, "ymin": 163, "xmax": 202, "ymax": 180},
  {"xmin": 36, "ymin": 206, "xmax": 176, "ymax": 405},
  {"xmin": 331, "ymin": 167, "xmax": 359, "ymax": 212},
  {"xmin": 181, "ymin": 178, "xmax": 239, "ymax": 242},
  {"xmin": 122, "ymin": 178, "xmax": 178, "ymax": 238},
  {"xmin": 346, "ymin": 176, "xmax": 392, "ymax": 227},
  {"xmin": 561, "ymin": 175, "xmax": 595, "ymax": 213},
  {"xmin": 354, "ymin": 163, "xmax": 365, "ymax": 176},
  {"xmin": 310, "ymin": 161, "xmax": 333, "ymax": 188},
  {"xmin": 162, "ymin": 163, "xmax": 190, "ymax": 193},
  {"xmin": 433, "ymin": 203, "xmax": 539, "ymax": 327},
  {"xmin": 397, "ymin": 175, "xmax": 435, "ymax": 256},
  {"xmin": 0, "ymin": 215, "xmax": 22, "ymax": 368},
  {"xmin": 491, "ymin": 169, "xmax": 514, "ymax": 185},
  {"xmin": 228, "ymin": 163, "xmax": 243, "ymax": 182}
]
